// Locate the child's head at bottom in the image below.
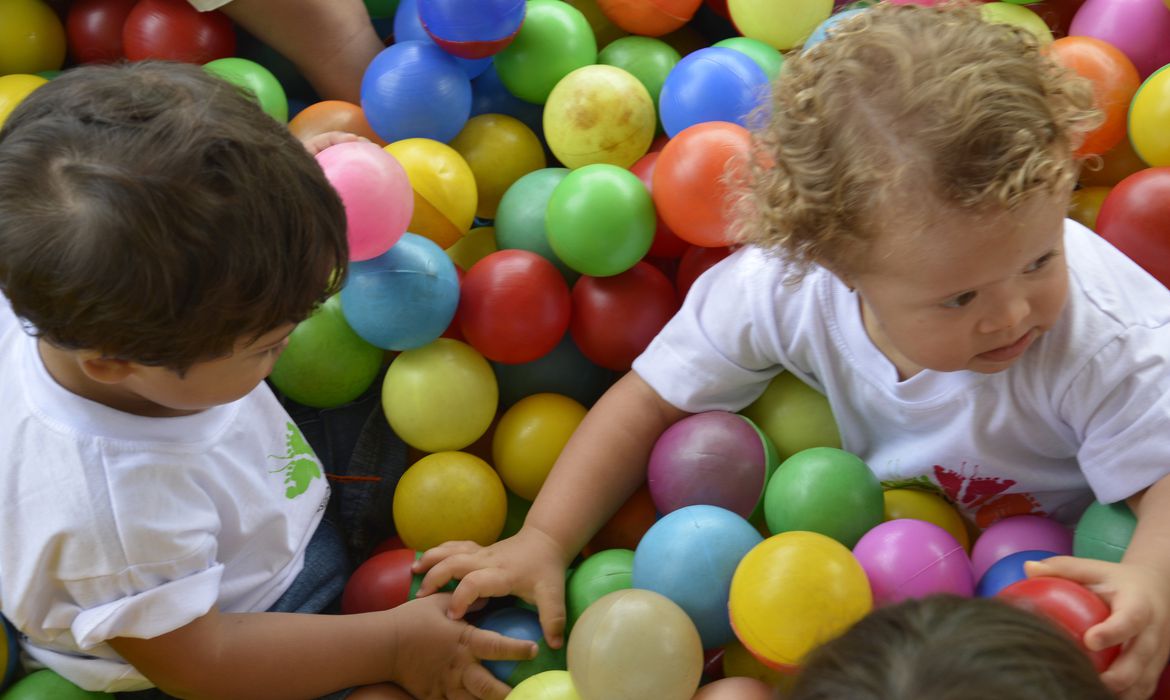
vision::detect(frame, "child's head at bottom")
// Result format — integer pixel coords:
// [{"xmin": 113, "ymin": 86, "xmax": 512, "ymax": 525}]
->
[
  {"xmin": 788, "ymin": 594, "xmax": 1114, "ymax": 700},
  {"xmin": 0, "ymin": 61, "xmax": 348, "ymax": 410}
]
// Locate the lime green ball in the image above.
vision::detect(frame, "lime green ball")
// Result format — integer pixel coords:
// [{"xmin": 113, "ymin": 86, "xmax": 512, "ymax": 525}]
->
[
  {"xmin": 740, "ymin": 372, "xmax": 841, "ymax": 462},
  {"xmin": 494, "ymin": 0, "xmax": 598, "ymax": 104},
  {"xmin": 712, "ymin": 37, "xmax": 784, "ymax": 81},
  {"xmin": 269, "ymin": 296, "xmax": 384, "ymax": 409},
  {"xmin": 566, "ymin": 548, "xmax": 634, "ymax": 631},
  {"xmin": 545, "ymin": 163, "xmax": 655, "ymax": 277},
  {"xmin": 979, "ymin": 3, "xmax": 1053, "ymax": 43},
  {"xmin": 2, "ymin": 670, "xmax": 113, "ymax": 699},
  {"xmin": 764, "ymin": 447, "xmax": 883, "ymax": 548},
  {"xmin": 508, "ymin": 670, "xmax": 582, "ymax": 700},
  {"xmin": 1074, "ymin": 500, "xmax": 1136, "ymax": 563},
  {"xmin": 204, "ymin": 57, "xmax": 289, "ymax": 122},
  {"xmin": 598, "ymin": 36, "xmax": 680, "ymax": 118}
]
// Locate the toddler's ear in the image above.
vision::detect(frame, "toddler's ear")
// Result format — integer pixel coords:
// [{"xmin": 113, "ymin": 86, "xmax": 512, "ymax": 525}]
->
[{"xmin": 79, "ymin": 354, "xmax": 135, "ymax": 384}]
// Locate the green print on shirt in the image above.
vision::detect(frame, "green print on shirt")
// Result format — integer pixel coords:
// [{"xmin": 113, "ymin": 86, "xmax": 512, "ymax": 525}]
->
[{"xmin": 269, "ymin": 422, "xmax": 322, "ymax": 499}]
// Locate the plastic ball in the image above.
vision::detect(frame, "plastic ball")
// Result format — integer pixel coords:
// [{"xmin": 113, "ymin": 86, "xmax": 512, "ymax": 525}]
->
[
  {"xmin": 567, "ymin": 588, "xmax": 704, "ymax": 700},
  {"xmin": 852, "ymin": 519, "xmax": 975, "ymax": 605},
  {"xmin": 381, "ymin": 338, "xmax": 499, "ymax": 452},
  {"xmin": 726, "ymin": 0, "xmax": 833, "ymax": 50},
  {"xmin": 1047, "ymin": 37, "xmax": 1140, "ymax": 157},
  {"xmin": 507, "ymin": 670, "xmax": 581, "ymax": 700},
  {"xmin": 315, "ymin": 141, "xmax": 413, "ymax": 261},
  {"xmin": 1130, "ymin": 66, "xmax": 1170, "ymax": 166},
  {"xmin": 729, "ymin": 531, "xmax": 872, "ymax": 670},
  {"xmin": 563, "ymin": 0, "xmax": 629, "ymax": 48},
  {"xmin": 458, "ymin": 249, "xmax": 572, "ymax": 364},
  {"xmin": 587, "ymin": 484, "xmax": 659, "ymax": 552},
  {"xmin": 567, "ymin": 549, "xmax": 635, "ymax": 630},
  {"xmin": 596, "ymin": 0, "xmax": 702, "ymax": 36},
  {"xmin": 970, "ymin": 515, "xmax": 1073, "ymax": 580},
  {"xmin": 652, "ymin": 121, "xmax": 751, "ymax": 247},
  {"xmin": 0, "ymin": 0, "xmax": 66, "ymax": 75},
  {"xmin": 1068, "ymin": 185, "xmax": 1111, "ymax": 230},
  {"xmin": 393, "ymin": 0, "xmax": 492, "ymax": 78},
  {"xmin": 269, "ymin": 296, "xmax": 383, "ymax": 408},
  {"xmin": 1093, "ymin": 167, "xmax": 1170, "ymax": 287},
  {"xmin": 720, "ymin": 640, "xmax": 792, "ymax": 687},
  {"xmin": 882, "ymin": 488, "xmax": 970, "ymax": 551},
  {"xmin": 471, "ymin": 63, "xmax": 546, "ymax": 138},
  {"xmin": 1, "ymin": 670, "xmax": 113, "ymax": 699},
  {"xmin": 392, "ymin": 451, "xmax": 508, "ymax": 550},
  {"xmin": 632, "ymin": 505, "xmax": 764, "ymax": 648},
  {"xmin": 204, "ymin": 57, "xmax": 289, "ymax": 122},
  {"xmin": 711, "ymin": 37, "xmax": 784, "ymax": 81},
  {"xmin": 1079, "ymin": 135, "xmax": 1148, "ymax": 187},
  {"xmin": 980, "ymin": 3, "xmax": 1053, "ymax": 43},
  {"xmin": 450, "ymin": 113, "xmax": 546, "ymax": 219},
  {"xmin": 997, "ymin": 576, "xmax": 1120, "ymax": 672},
  {"xmin": 419, "ymin": 0, "xmax": 526, "ymax": 58},
  {"xmin": 122, "ymin": 0, "xmax": 235, "ymax": 63},
  {"xmin": 658, "ymin": 48, "xmax": 769, "ymax": 138},
  {"xmin": 360, "ymin": 41, "xmax": 472, "ymax": 144},
  {"xmin": 340, "ymin": 233, "xmax": 460, "ymax": 350},
  {"xmin": 974, "ymin": 549, "xmax": 1057, "ymax": 598},
  {"xmin": 675, "ymin": 244, "xmax": 732, "ymax": 300},
  {"xmin": 647, "ymin": 411, "xmax": 771, "ymax": 518},
  {"xmin": 547, "ymin": 165, "xmax": 656, "ymax": 277},
  {"xmin": 384, "ymin": 138, "xmax": 478, "ymax": 249},
  {"xmin": 629, "ymin": 151, "xmax": 689, "ymax": 259},
  {"xmin": 495, "ymin": 168, "xmax": 574, "ymax": 279},
  {"xmin": 341, "ymin": 548, "xmax": 419, "ymax": 614},
  {"xmin": 493, "ymin": 393, "xmax": 587, "ymax": 500},
  {"xmin": 569, "ymin": 262, "xmax": 679, "ymax": 371},
  {"xmin": 0, "ymin": 615, "xmax": 19, "ymax": 692},
  {"xmin": 1069, "ymin": 0, "xmax": 1170, "ymax": 78},
  {"xmin": 804, "ymin": 7, "xmax": 866, "ymax": 48},
  {"xmin": 447, "ymin": 226, "xmax": 499, "ymax": 272},
  {"xmin": 1074, "ymin": 500, "xmax": 1136, "ymax": 562},
  {"xmin": 597, "ymin": 36, "xmax": 682, "ymax": 124},
  {"xmin": 739, "ymin": 371, "xmax": 842, "ymax": 461},
  {"xmin": 65, "ymin": 0, "xmax": 134, "ymax": 65},
  {"xmin": 494, "ymin": 0, "xmax": 599, "ymax": 104},
  {"xmin": 544, "ymin": 65, "xmax": 656, "ymax": 169},
  {"xmin": 0, "ymin": 74, "xmax": 48, "ymax": 130},
  {"xmin": 289, "ymin": 100, "xmax": 385, "ymax": 145},
  {"xmin": 764, "ymin": 447, "xmax": 884, "ymax": 548},
  {"xmin": 479, "ymin": 607, "xmax": 566, "ymax": 685},
  {"xmin": 493, "ymin": 335, "xmax": 613, "ymax": 408},
  {"xmin": 693, "ymin": 677, "xmax": 777, "ymax": 700}
]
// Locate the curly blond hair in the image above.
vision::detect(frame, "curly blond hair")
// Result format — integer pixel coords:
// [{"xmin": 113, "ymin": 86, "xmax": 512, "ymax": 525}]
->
[{"xmin": 730, "ymin": 2, "xmax": 1101, "ymax": 276}]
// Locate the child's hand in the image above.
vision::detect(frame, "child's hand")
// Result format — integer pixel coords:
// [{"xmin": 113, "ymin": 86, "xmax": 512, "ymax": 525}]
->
[
  {"xmin": 388, "ymin": 593, "xmax": 537, "ymax": 700},
  {"xmin": 1027, "ymin": 556, "xmax": 1170, "ymax": 700},
  {"xmin": 301, "ymin": 130, "xmax": 369, "ymax": 157},
  {"xmin": 413, "ymin": 526, "xmax": 572, "ymax": 648}
]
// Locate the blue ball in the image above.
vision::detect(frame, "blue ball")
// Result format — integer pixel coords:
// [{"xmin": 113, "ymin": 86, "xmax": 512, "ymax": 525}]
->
[
  {"xmin": 472, "ymin": 64, "xmax": 545, "ymax": 140},
  {"xmin": 360, "ymin": 41, "xmax": 473, "ymax": 143},
  {"xmin": 975, "ymin": 549, "xmax": 1057, "ymax": 598},
  {"xmin": 339, "ymin": 233, "xmax": 460, "ymax": 350},
  {"xmin": 477, "ymin": 607, "xmax": 543, "ymax": 681},
  {"xmin": 658, "ymin": 46, "xmax": 770, "ymax": 138},
  {"xmin": 631, "ymin": 505, "xmax": 763, "ymax": 648},
  {"xmin": 393, "ymin": 0, "xmax": 492, "ymax": 78},
  {"xmin": 492, "ymin": 335, "xmax": 614, "ymax": 408},
  {"xmin": 419, "ymin": 0, "xmax": 525, "ymax": 57},
  {"xmin": 804, "ymin": 8, "xmax": 867, "ymax": 49}
]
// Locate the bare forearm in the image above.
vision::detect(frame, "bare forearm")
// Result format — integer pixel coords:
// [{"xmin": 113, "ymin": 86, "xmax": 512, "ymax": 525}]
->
[{"xmin": 1125, "ymin": 474, "xmax": 1170, "ymax": 574}]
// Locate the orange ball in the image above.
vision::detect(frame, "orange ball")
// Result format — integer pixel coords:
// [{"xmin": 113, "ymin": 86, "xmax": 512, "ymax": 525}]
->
[
  {"xmin": 652, "ymin": 121, "xmax": 751, "ymax": 248},
  {"xmin": 1047, "ymin": 36, "xmax": 1140, "ymax": 157},
  {"xmin": 288, "ymin": 100, "xmax": 385, "ymax": 145},
  {"xmin": 596, "ymin": 0, "xmax": 703, "ymax": 37},
  {"xmin": 1079, "ymin": 135, "xmax": 1148, "ymax": 187}
]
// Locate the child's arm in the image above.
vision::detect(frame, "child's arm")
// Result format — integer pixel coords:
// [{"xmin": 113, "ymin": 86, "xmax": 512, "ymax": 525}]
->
[
  {"xmin": 108, "ymin": 593, "xmax": 537, "ymax": 700},
  {"xmin": 1028, "ymin": 473, "xmax": 1170, "ymax": 700},
  {"xmin": 413, "ymin": 371, "xmax": 690, "ymax": 649},
  {"xmin": 216, "ymin": 0, "xmax": 383, "ymax": 104}
]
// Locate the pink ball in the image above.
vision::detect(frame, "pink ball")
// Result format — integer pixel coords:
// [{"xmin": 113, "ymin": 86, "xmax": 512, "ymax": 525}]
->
[
  {"xmin": 315, "ymin": 141, "xmax": 413, "ymax": 262},
  {"xmin": 1069, "ymin": 0, "xmax": 1170, "ymax": 78},
  {"xmin": 852, "ymin": 519, "xmax": 975, "ymax": 606},
  {"xmin": 693, "ymin": 677, "xmax": 777, "ymax": 699},
  {"xmin": 971, "ymin": 515, "xmax": 1073, "ymax": 580}
]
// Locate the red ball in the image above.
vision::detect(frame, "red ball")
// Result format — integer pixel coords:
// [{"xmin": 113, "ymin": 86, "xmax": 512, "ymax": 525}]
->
[
  {"xmin": 341, "ymin": 548, "xmax": 418, "ymax": 614},
  {"xmin": 66, "ymin": 0, "xmax": 137, "ymax": 64},
  {"xmin": 570, "ymin": 261, "xmax": 679, "ymax": 371},
  {"xmin": 652, "ymin": 121, "xmax": 751, "ymax": 248},
  {"xmin": 458, "ymin": 250, "xmax": 571, "ymax": 364},
  {"xmin": 123, "ymin": 0, "xmax": 236, "ymax": 64},
  {"xmin": 676, "ymin": 244, "xmax": 732, "ymax": 301},
  {"xmin": 997, "ymin": 576, "xmax": 1120, "ymax": 672},
  {"xmin": 631, "ymin": 150, "xmax": 689, "ymax": 259},
  {"xmin": 1096, "ymin": 167, "xmax": 1170, "ymax": 289}
]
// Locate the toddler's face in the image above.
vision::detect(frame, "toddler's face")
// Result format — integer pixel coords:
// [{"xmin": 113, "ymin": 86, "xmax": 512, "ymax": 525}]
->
[{"xmin": 849, "ymin": 190, "xmax": 1071, "ymax": 380}]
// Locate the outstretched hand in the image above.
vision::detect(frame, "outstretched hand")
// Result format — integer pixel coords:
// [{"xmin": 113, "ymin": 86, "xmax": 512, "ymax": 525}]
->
[{"xmin": 300, "ymin": 130, "xmax": 369, "ymax": 157}]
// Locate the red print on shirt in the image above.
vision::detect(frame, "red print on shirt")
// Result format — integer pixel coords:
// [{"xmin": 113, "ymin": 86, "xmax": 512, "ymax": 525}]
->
[{"xmin": 933, "ymin": 464, "xmax": 1045, "ymax": 529}]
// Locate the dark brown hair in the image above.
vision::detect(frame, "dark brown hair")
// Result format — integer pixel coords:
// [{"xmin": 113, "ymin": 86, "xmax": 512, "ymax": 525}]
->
[
  {"xmin": 788, "ymin": 594, "xmax": 1114, "ymax": 700},
  {"xmin": 0, "ymin": 61, "xmax": 347, "ymax": 370}
]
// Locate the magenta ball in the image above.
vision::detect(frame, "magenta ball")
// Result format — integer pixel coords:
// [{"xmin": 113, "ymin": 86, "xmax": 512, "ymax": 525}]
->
[
  {"xmin": 315, "ymin": 141, "xmax": 413, "ymax": 261},
  {"xmin": 970, "ymin": 515, "xmax": 1073, "ymax": 581},
  {"xmin": 852, "ymin": 519, "xmax": 975, "ymax": 606},
  {"xmin": 647, "ymin": 411, "xmax": 768, "ymax": 519},
  {"xmin": 1068, "ymin": 0, "xmax": 1170, "ymax": 78}
]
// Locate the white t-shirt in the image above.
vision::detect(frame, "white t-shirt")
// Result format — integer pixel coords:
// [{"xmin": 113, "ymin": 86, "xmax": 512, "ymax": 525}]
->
[
  {"xmin": 187, "ymin": 0, "xmax": 232, "ymax": 10},
  {"xmin": 633, "ymin": 219, "xmax": 1170, "ymax": 528},
  {"xmin": 0, "ymin": 297, "xmax": 329, "ymax": 692}
]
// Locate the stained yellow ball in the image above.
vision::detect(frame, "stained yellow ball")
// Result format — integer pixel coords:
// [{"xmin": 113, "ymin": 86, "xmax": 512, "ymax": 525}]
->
[
  {"xmin": 544, "ymin": 64, "xmax": 656, "ymax": 169},
  {"xmin": 392, "ymin": 451, "xmax": 507, "ymax": 551}
]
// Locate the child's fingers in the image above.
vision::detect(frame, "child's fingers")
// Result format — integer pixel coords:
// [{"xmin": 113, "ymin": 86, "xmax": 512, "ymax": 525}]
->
[
  {"xmin": 447, "ymin": 569, "xmax": 514, "ymax": 619},
  {"xmin": 1101, "ymin": 636, "xmax": 1159, "ymax": 700},
  {"xmin": 1085, "ymin": 599, "xmax": 1147, "ymax": 650},
  {"xmin": 414, "ymin": 544, "xmax": 483, "ymax": 597},
  {"xmin": 532, "ymin": 581, "xmax": 568, "ymax": 650},
  {"xmin": 1024, "ymin": 555, "xmax": 1110, "ymax": 584},
  {"xmin": 414, "ymin": 540, "xmax": 483, "ymax": 573},
  {"xmin": 464, "ymin": 626, "xmax": 539, "ymax": 662},
  {"xmin": 461, "ymin": 663, "xmax": 515, "ymax": 700}
]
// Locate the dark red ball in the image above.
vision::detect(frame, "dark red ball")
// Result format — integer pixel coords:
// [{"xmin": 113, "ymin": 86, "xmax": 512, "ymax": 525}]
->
[
  {"xmin": 997, "ymin": 575, "xmax": 1120, "ymax": 672},
  {"xmin": 66, "ymin": 0, "xmax": 136, "ymax": 64},
  {"xmin": 341, "ymin": 548, "xmax": 418, "ymax": 615},
  {"xmin": 1096, "ymin": 167, "xmax": 1170, "ymax": 289},
  {"xmin": 570, "ymin": 262, "xmax": 679, "ymax": 371},
  {"xmin": 123, "ymin": 0, "xmax": 236, "ymax": 64}
]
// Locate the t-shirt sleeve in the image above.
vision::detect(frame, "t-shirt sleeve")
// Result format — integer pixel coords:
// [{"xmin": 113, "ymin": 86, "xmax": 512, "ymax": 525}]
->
[
  {"xmin": 632, "ymin": 248, "xmax": 786, "ymax": 412},
  {"xmin": 187, "ymin": 0, "xmax": 232, "ymax": 10}
]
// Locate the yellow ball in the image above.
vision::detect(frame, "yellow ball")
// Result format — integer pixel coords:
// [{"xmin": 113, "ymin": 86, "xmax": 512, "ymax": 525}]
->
[
  {"xmin": 446, "ymin": 225, "xmax": 498, "ymax": 272},
  {"xmin": 1068, "ymin": 186, "xmax": 1111, "ymax": 231},
  {"xmin": 562, "ymin": 0, "xmax": 628, "ymax": 49},
  {"xmin": 544, "ymin": 65, "xmax": 656, "ymax": 170},
  {"xmin": 384, "ymin": 138, "xmax": 477, "ymax": 249},
  {"xmin": 493, "ymin": 393, "xmax": 587, "ymax": 501},
  {"xmin": 0, "ymin": 74, "xmax": 47, "ymax": 129},
  {"xmin": 727, "ymin": 0, "xmax": 833, "ymax": 50},
  {"xmin": 382, "ymin": 338, "xmax": 499, "ymax": 453},
  {"xmin": 979, "ymin": 3, "xmax": 1053, "ymax": 44},
  {"xmin": 508, "ymin": 670, "xmax": 582, "ymax": 700},
  {"xmin": 0, "ymin": 0, "xmax": 65, "ymax": 75},
  {"xmin": 450, "ymin": 113, "xmax": 546, "ymax": 220},
  {"xmin": 720, "ymin": 640, "xmax": 791, "ymax": 688},
  {"xmin": 740, "ymin": 372, "xmax": 841, "ymax": 462},
  {"xmin": 882, "ymin": 488, "xmax": 971, "ymax": 552},
  {"xmin": 1130, "ymin": 66, "xmax": 1170, "ymax": 167},
  {"xmin": 729, "ymin": 532, "xmax": 872, "ymax": 669},
  {"xmin": 393, "ymin": 451, "xmax": 508, "ymax": 550}
]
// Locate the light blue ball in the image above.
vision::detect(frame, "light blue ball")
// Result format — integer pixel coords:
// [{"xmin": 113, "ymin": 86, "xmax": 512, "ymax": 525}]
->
[
  {"xmin": 360, "ymin": 40, "xmax": 473, "ymax": 143},
  {"xmin": 804, "ymin": 8, "xmax": 867, "ymax": 49},
  {"xmin": 658, "ymin": 47, "xmax": 770, "ymax": 138}
]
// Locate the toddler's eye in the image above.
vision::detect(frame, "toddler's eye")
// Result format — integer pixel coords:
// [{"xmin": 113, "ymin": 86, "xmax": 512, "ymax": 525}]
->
[
  {"xmin": 942, "ymin": 291, "xmax": 977, "ymax": 308},
  {"xmin": 1024, "ymin": 251, "xmax": 1058, "ymax": 273}
]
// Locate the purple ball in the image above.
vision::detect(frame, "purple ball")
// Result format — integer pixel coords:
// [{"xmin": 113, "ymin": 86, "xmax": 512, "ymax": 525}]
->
[
  {"xmin": 647, "ymin": 411, "xmax": 767, "ymax": 518},
  {"xmin": 852, "ymin": 519, "xmax": 975, "ymax": 606},
  {"xmin": 970, "ymin": 515, "xmax": 1073, "ymax": 581},
  {"xmin": 1068, "ymin": 0, "xmax": 1170, "ymax": 78}
]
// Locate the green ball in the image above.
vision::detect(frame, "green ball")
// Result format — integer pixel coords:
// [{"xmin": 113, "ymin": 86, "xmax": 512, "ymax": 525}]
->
[
  {"xmin": 508, "ymin": 670, "xmax": 581, "ymax": 700},
  {"xmin": 269, "ymin": 295, "xmax": 384, "ymax": 408},
  {"xmin": 1074, "ymin": 500, "xmax": 1136, "ymax": 563},
  {"xmin": 740, "ymin": 371, "xmax": 841, "ymax": 462},
  {"xmin": 739, "ymin": 413, "xmax": 781, "ymax": 521},
  {"xmin": 204, "ymin": 57, "xmax": 289, "ymax": 122},
  {"xmin": 545, "ymin": 164, "xmax": 655, "ymax": 277},
  {"xmin": 364, "ymin": 0, "xmax": 400, "ymax": 18},
  {"xmin": 1, "ymin": 670, "xmax": 113, "ymax": 699},
  {"xmin": 598, "ymin": 36, "xmax": 680, "ymax": 118},
  {"xmin": 494, "ymin": 0, "xmax": 598, "ymax": 104},
  {"xmin": 566, "ymin": 548, "xmax": 634, "ymax": 632},
  {"xmin": 712, "ymin": 37, "xmax": 785, "ymax": 81},
  {"xmin": 764, "ymin": 447, "xmax": 883, "ymax": 548},
  {"xmin": 494, "ymin": 167, "xmax": 576, "ymax": 282}
]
